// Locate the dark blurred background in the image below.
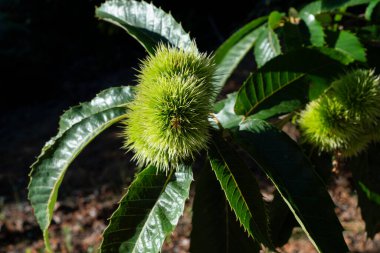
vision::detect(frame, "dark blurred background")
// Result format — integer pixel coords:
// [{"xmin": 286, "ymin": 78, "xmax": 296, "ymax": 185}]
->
[
  {"xmin": 0, "ymin": 0, "xmax": 312, "ymax": 202},
  {"xmin": 0, "ymin": 0, "xmax": 313, "ymax": 108}
]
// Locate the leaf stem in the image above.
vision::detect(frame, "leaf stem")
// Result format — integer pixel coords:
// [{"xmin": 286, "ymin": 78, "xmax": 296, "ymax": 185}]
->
[{"xmin": 43, "ymin": 230, "xmax": 52, "ymax": 253}]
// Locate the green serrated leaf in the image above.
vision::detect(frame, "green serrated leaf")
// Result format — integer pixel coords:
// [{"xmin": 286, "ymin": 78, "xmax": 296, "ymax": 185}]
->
[
  {"xmin": 268, "ymin": 11, "xmax": 284, "ymax": 30},
  {"xmin": 234, "ymin": 71, "xmax": 306, "ymax": 117},
  {"xmin": 254, "ymin": 26, "xmax": 282, "ymax": 68},
  {"xmin": 333, "ymin": 30, "xmax": 367, "ymax": 62},
  {"xmin": 235, "ymin": 48, "xmax": 345, "ymax": 117},
  {"xmin": 300, "ymin": 1, "xmax": 323, "ymax": 16},
  {"xmin": 58, "ymin": 87, "xmax": 134, "ymax": 134},
  {"xmin": 365, "ymin": 0, "xmax": 380, "ymax": 20},
  {"xmin": 349, "ymin": 143, "xmax": 380, "ymax": 238},
  {"xmin": 100, "ymin": 164, "xmax": 192, "ymax": 253},
  {"xmin": 28, "ymin": 86, "xmax": 135, "ymax": 251},
  {"xmin": 190, "ymin": 162, "xmax": 260, "ymax": 253},
  {"xmin": 301, "ymin": 0, "xmax": 371, "ymax": 15},
  {"xmin": 95, "ymin": 0, "xmax": 194, "ymax": 54},
  {"xmin": 213, "ymin": 17, "xmax": 267, "ymax": 97},
  {"xmin": 315, "ymin": 46, "xmax": 355, "ymax": 65},
  {"xmin": 322, "ymin": 0, "xmax": 370, "ymax": 9},
  {"xmin": 213, "ymin": 92, "xmax": 243, "ymax": 129},
  {"xmin": 300, "ymin": 10, "xmax": 325, "ymax": 47},
  {"xmin": 208, "ymin": 134, "xmax": 272, "ymax": 249},
  {"xmin": 234, "ymin": 118, "xmax": 349, "ymax": 253}
]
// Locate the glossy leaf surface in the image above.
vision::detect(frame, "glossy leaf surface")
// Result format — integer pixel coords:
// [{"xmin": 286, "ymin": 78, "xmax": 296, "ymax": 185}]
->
[
  {"xmin": 213, "ymin": 17, "xmax": 267, "ymax": 96},
  {"xmin": 96, "ymin": 0, "xmax": 193, "ymax": 54},
  {"xmin": 101, "ymin": 165, "xmax": 193, "ymax": 252},
  {"xmin": 28, "ymin": 87, "xmax": 135, "ymax": 250}
]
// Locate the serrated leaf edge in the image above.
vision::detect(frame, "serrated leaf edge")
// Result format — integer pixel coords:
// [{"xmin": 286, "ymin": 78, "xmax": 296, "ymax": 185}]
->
[{"xmin": 209, "ymin": 142, "xmax": 271, "ymax": 248}]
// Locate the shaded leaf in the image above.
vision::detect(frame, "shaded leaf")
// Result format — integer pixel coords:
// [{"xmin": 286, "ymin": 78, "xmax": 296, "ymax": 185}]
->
[
  {"xmin": 28, "ymin": 87, "xmax": 135, "ymax": 250},
  {"xmin": 279, "ymin": 22, "xmax": 305, "ymax": 52},
  {"xmin": 359, "ymin": 181, "xmax": 380, "ymax": 204},
  {"xmin": 96, "ymin": 0, "xmax": 193, "ymax": 54},
  {"xmin": 254, "ymin": 26, "xmax": 282, "ymax": 68},
  {"xmin": 213, "ymin": 17, "xmax": 267, "ymax": 96},
  {"xmin": 235, "ymin": 48, "xmax": 344, "ymax": 117},
  {"xmin": 365, "ymin": 0, "xmax": 380, "ymax": 20},
  {"xmin": 190, "ymin": 162, "xmax": 260, "ymax": 253},
  {"xmin": 268, "ymin": 191, "xmax": 298, "ymax": 247},
  {"xmin": 322, "ymin": 0, "xmax": 370, "ymax": 9},
  {"xmin": 308, "ymin": 74, "xmax": 331, "ymax": 100},
  {"xmin": 349, "ymin": 143, "xmax": 380, "ymax": 238},
  {"xmin": 301, "ymin": 143, "xmax": 335, "ymax": 184},
  {"xmin": 208, "ymin": 134, "xmax": 272, "ymax": 248},
  {"xmin": 322, "ymin": 0, "xmax": 351, "ymax": 9},
  {"xmin": 101, "ymin": 165, "xmax": 193, "ymax": 252},
  {"xmin": 333, "ymin": 30, "xmax": 367, "ymax": 62},
  {"xmin": 234, "ymin": 118, "xmax": 348, "ymax": 253},
  {"xmin": 316, "ymin": 47, "xmax": 355, "ymax": 65}
]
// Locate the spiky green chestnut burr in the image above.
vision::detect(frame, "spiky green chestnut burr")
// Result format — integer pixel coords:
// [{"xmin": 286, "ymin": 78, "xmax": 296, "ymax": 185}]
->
[
  {"xmin": 299, "ymin": 69, "xmax": 380, "ymax": 157},
  {"xmin": 124, "ymin": 45, "xmax": 216, "ymax": 171},
  {"xmin": 299, "ymin": 96, "xmax": 358, "ymax": 153},
  {"xmin": 331, "ymin": 69, "xmax": 380, "ymax": 127}
]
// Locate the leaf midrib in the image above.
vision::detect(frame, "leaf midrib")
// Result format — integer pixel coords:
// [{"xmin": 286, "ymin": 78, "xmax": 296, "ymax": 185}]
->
[
  {"xmin": 211, "ymin": 141, "xmax": 267, "ymax": 244},
  {"xmin": 97, "ymin": 13, "xmax": 156, "ymax": 54},
  {"xmin": 128, "ymin": 169, "xmax": 174, "ymax": 253},
  {"xmin": 43, "ymin": 110, "xmax": 129, "ymax": 229},
  {"xmin": 30, "ymin": 101, "xmax": 131, "ymax": 171},
  {"xmin": 242, "ymin": 55, "xmax": 342, "ymax": 117},
  {"xmin": 29, "ymin": 105, "xmax": 129, "ymax": 230},
  {"xmin": 244, "ymin": 73, "xmax": 305, "ymax": 117}
]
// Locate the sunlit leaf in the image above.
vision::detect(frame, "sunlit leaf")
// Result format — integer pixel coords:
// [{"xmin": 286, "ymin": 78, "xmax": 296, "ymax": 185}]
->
[
  {"xmin": 96, "ymin": 0, "xmax": 194, "ymax": 54},
  {"xmin": 101, "ymin": 165, "xmax": 193, "ymax": 252},
  {"xmin": 213, "ymin": 17, "xmax": 267, "ymax": 96},
  {"xmin": 191, "ymin": 163, "xmax": 261, "ymax": 253},
  {"xmin": 28, "ymin": 87, "xmax": 135, "ymax": 251},
  {"xmin": 208, "ymin": 134, "xmax": 272, "ymax": 248},
  {"xmin": 254, "ymin": 26, "xmax": 282, "ymax": 68}
]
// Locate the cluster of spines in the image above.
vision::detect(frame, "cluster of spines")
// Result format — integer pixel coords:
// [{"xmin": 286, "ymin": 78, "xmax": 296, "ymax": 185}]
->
[
  {"xmin": 124, "ymin": 44, "xmax": 216, "ymax": 171},
  {"xmin": 299, "ymin": 69, "xmax": 380, "ymax": 157}
]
